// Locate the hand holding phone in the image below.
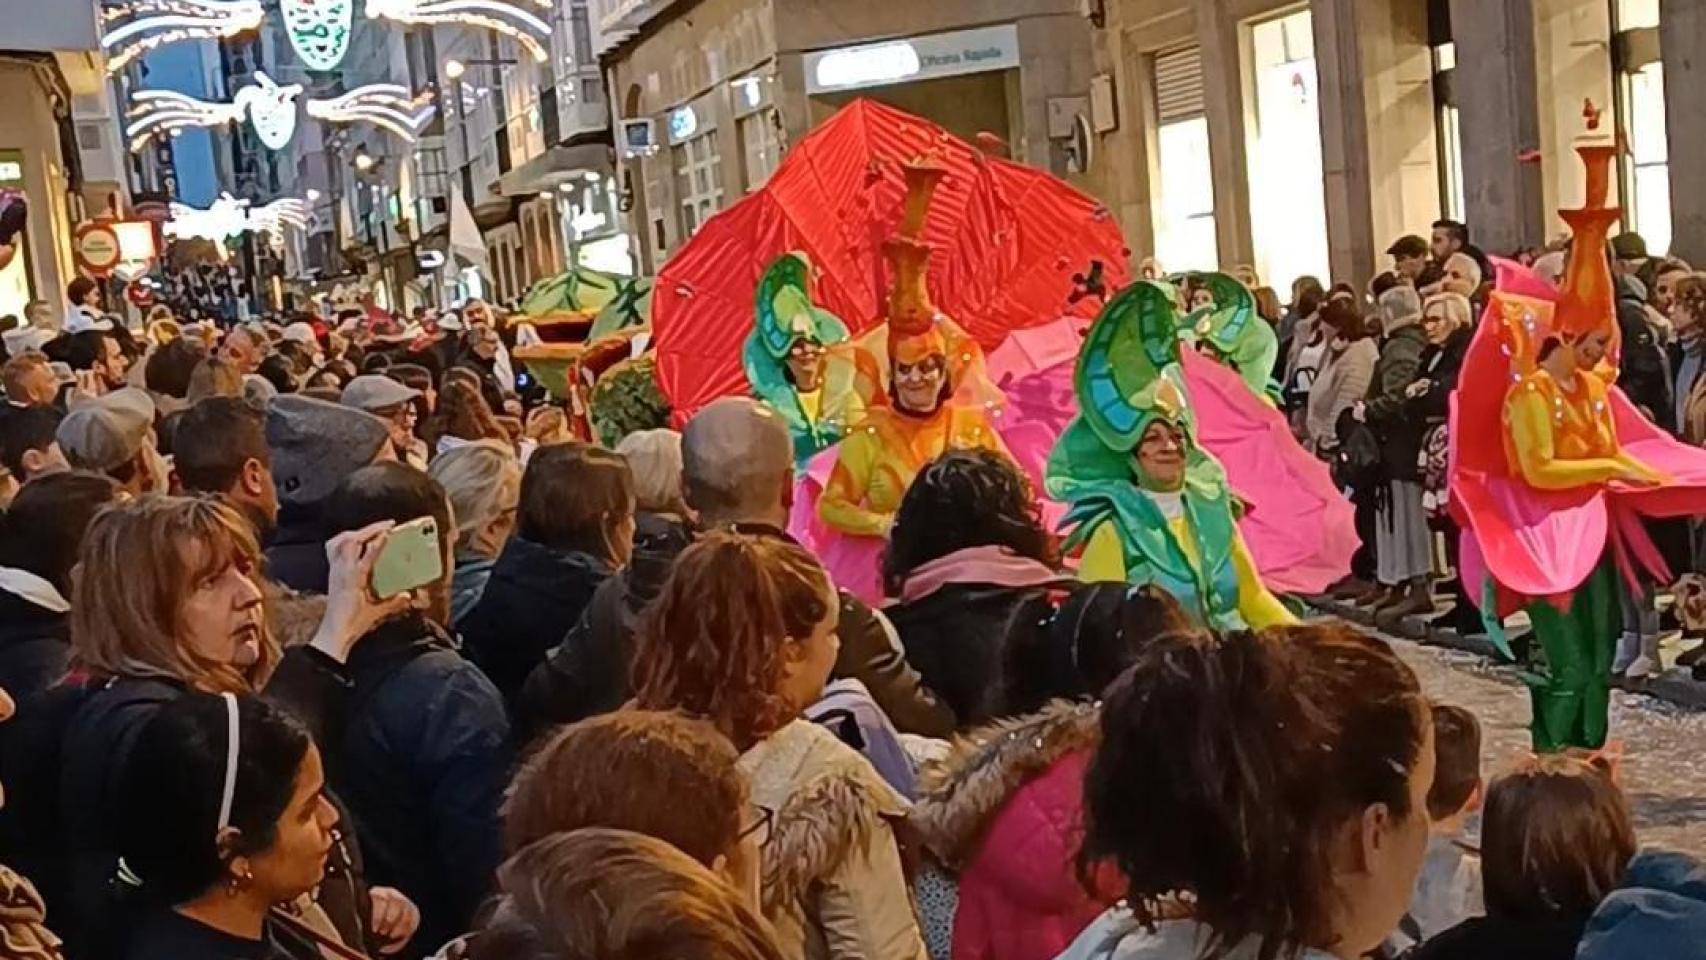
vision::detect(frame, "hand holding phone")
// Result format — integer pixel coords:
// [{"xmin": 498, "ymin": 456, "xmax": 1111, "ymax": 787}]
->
[
  {"xmin": 311, "ymin": 521, "xmax": 424, "ymax": 663},
  {"xmin": 370, "ymin": 516, "xmax": 444, "ymax": 600}
]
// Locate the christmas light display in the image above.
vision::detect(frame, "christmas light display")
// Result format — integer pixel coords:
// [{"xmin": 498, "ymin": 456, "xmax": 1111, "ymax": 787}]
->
[
  {"xmin": 281, "ymin": 0, "xmax": 356, "ymax": 72},
  {"xmin": 306, "ymin": 84, "xmax": 436, "ymax": 142},
  {"xmin": 365, "ymin": 0, "xmax": 553, "ymax": 63},
  {"xmin": 100, "ymin": 0, "xmax": 266, "ymax": 73},
  {"xmin": 127, "ymin": 72, "xmax": 304, "ymax": 151},
  {"xmin": 164, "ymin": 194, "xmax": 309, "ymax": 246}
]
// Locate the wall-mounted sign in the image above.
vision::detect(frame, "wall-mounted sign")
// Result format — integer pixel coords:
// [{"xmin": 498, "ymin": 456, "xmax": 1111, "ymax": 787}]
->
[
  {"xmin": 74, "ymin": 222, "xmax": 124, "ymax": 276},
  {"xmin": 805, "ymin": 24, "xmax": 1021, "ymax": 95},
  {"xmin": 668, "ymin": 106, "xmax": 699, "ymax": 142}
]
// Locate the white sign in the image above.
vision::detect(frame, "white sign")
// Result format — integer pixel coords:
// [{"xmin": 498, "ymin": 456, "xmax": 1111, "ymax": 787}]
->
[
  {"xmin": 805, "ymin": 24, "xmax": 1020, "ymax": 95},
  {"xmin": 668, "ymin": 106, "xmax": 699, "ymax": 143}
]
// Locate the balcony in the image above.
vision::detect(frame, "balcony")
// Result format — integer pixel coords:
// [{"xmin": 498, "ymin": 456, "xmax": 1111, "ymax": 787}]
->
[{"xmin": 591, "ymin": 0, "xmax": 677, "ymax": 57}]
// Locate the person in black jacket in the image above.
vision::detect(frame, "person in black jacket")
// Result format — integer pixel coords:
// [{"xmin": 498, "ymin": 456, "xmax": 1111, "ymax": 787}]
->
[
  {"xmin": 1376, "ymin": 293, "xmax": 1473, "ymax": 631},
  {"xmin": 458, "ymin": 442, "xmax": 633, "ymax": 709},
  {"xmin": 269, "ymin": 464, "xmax": 512, "ymax": 956},
  {"xmin": 0, "ymin": 472, "xmax": 118, "ymax": 700},
  {"xmin": 879, "ymin": 449, "xmax": 1075, "ymax": 729},
  {"xmin": 1354, "ymin": 284, "xmax": 1434, "ymax": 618},
  {"xmin": 1615, "ymin": 272, "xmax": 1673, "ymax": 432},
  {"xmin": 518, "ymin": 398, "xmax": 954, "ymax": 741}
]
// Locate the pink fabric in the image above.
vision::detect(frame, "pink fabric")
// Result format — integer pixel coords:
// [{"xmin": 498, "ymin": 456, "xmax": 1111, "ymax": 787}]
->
[
  {"xmin": 792, "ymin": 315, "xmax": 1358, "ymax": 602},
  {"xmin": 898, "ymin": 546, "xmax": 1066, "ymax": 604},
  {"xmin": 1451, "ymin": 259, "xmax": 1706, "ymax": 607},
  {"xmin": 951, "ymin": 751, "xmax": 1115, "ymax": 960}
]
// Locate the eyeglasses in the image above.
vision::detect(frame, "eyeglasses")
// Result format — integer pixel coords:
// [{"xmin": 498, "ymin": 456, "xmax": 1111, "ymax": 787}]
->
[{"xmin": 738, "ymin": 805, "xmax": 774, "ymax": 849}]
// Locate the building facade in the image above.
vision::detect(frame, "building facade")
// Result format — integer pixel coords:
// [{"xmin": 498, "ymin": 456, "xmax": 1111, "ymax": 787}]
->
[{"xmin": 595, "ymin": 0, "xmax": 1101, "ymax": 274}]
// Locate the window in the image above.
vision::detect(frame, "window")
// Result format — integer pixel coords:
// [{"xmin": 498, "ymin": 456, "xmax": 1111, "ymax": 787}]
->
[
  {"xmin": 1151, "ymin": 46, "xmax": 1217, "ymax": 272},
  {"xmin": 1432, "ymin": 42, "xmax": 1465, "ymax": 221},
  {"xmin": 739, "ymin": 109, "xmax": 781, "ymax": 191},
  {"xmin": 570, "ymin": 3, "xmax": 594, "ymax": 66},
  {"xmin": 1614, "ymin": 0, "xmax": 1668, "ymax": 254},
  {"xmin": 1245, "ymin": 9, "xmax": 1329, "ymax": 292},
  {"xmin": 581, "ymin": 77, "xmax": 603, "ymax": 106},
  {"xmin": 674, "ymin": 129, "xmax": 723, "ymax": 237}
]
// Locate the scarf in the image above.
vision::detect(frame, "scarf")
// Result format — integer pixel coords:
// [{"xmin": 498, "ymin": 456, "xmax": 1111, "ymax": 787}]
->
[
  {"xmin": 0, "ymin": 568, "xmax": 68, "ymax": 614},
  {"xmin": 0, "ymin": 865, "xmax": 61, "ymax": 960},
  {"xmin": 898, "ymin": 545, "xmax": 1067, "ymax": 604}
]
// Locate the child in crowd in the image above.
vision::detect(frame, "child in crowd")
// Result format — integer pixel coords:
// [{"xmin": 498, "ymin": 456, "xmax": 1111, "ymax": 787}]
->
[{"xmin": 1387, "ymin": 705, "xmax": 1484, "ymax": 953}]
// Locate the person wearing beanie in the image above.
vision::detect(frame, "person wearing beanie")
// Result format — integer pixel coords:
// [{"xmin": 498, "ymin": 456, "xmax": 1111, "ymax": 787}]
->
[
  {"xmin": 263, "ymin": 394, "xmax": 394, "ymax": 592},
  {"xmin": 55, "ymin": 389, "xmax": 165, "ymax": 497},
  {"xmin": 1352, "ymin": 283, "xmax": 1434, "ymax": 621}
]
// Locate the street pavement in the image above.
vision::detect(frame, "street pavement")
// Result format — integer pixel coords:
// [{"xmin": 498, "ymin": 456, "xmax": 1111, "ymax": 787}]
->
[{"xmin": 1389, "ymin": 636, "xmax": 1706, "ymax": 853}]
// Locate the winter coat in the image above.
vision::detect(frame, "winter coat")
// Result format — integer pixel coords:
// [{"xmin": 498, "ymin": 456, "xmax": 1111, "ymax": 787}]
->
[
  {"xmin": 1617, "ymin": 277, "xmax": 1673, "ymax": 431},
  {"xmin": 1363, "ymin": 323, "xmax": 1430, "ymax": 481},
  {"xmin": 1577, "ymin": 849, "xmax": 1706, "ymax": 960},
  {"xmin": 1670, "ymin": 338, "xmax": 1706, "ymax": 445},
  {"xmin": 911, "ymin": 703, "xmax": 1114, "ymax": 960},
  {"xmin": 742, "ymin": 720, "xmax": 928, "ymax": 960},
  {"xmin": 457, "ymin": 537, "xmax": 613, "ymax": 708},
  {"xmin": 1388, "ymin": 324, "xmax": 1471, "ymax": 480},
  {"xmin": 518, "ymin": 521, "xmax": 954, "ymax": 739},
  {"xmin": 1304, "ymin": 337, "xmax": 1377, "ymax": 452},
  {"xmin": 447, "ymin": 552, "xmax": 497, "ymax": 628},
  {"xmin": 0, "ymin": 575, "xmax": 70, "ymax": 702},
  {"xmin": 268, "ymin": 614, "xmax": 512, "ymax": 956},
  {"xmin": 1054, "ymin": 911, "xmax": 1337, "ymax": 960},
  {"xmin": 264, "ymin": 512, "xmax": 330, "ymax": 594},
  {"xmin": 1407, "ymin": 911, "xmax": 1585, "ymax": 960}
]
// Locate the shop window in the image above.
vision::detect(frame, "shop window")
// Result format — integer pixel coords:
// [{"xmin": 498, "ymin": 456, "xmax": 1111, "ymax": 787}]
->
[
  {"xmin": 1245, "ymin": 8, "xmax": 1329, "ymax": 292},
  {"xmin": 674, "ymin": 129, "xmax": 723, "ymax": 238},
  {"xmin": 1151, "ymin": 47, "xmax": 1217, "ymax": 272},
  {"xmin": 740, "ymin": 109, "xmax": 781, "ymax": 191}
]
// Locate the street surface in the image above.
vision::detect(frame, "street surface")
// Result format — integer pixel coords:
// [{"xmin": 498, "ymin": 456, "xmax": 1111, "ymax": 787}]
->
[{"xmin": 1389, "ymin": 637, "xmax": 1706, "ymax": 853}]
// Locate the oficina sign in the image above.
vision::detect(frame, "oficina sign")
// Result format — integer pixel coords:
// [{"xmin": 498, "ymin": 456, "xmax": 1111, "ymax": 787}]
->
[{"xmin": 805, "ymin": 24, "xmax": 1021, "ymax": 95}]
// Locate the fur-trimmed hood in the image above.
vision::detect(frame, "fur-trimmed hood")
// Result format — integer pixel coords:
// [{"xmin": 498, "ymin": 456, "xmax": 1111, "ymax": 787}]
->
[
  {"xmin": 911, "ymin": 701, "xmax": 1100, "ymax": 870},
  {"xmin": 266, "ymin": 580, "xmax": 328, "ymax": 650},
  {"xmin": 741, "ymin": 720, "xmax": 911, "ymax": 912}
]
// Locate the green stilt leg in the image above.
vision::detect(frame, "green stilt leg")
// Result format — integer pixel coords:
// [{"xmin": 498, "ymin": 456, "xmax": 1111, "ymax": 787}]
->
[{"xmin": 1525, "ymin": 560, "xmax": 1618, "ymax": 752}]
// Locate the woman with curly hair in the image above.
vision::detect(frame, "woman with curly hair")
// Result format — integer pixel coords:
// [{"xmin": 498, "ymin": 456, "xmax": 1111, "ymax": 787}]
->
[
  {"xmin": 633, "ymin": 531, "xmax": 927, "ymax": 960},
  {"xmin": 426, "ymin": 376, "xmax": 509, "ymax": 458},
  {"xmin": 880, "ymin": 449, "xmax": 1072, "ymax": 728}
]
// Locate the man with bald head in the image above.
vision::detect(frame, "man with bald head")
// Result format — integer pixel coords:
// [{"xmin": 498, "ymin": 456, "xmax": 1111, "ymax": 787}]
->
[{"xmin": 516, "ymin": 397, "xmax": 953, "ymax": 739}]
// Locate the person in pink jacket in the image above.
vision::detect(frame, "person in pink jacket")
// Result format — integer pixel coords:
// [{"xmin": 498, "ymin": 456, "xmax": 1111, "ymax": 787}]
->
[{"xmin": 911, "ymin": 586, "xmax": 1194, "ymax": 960}]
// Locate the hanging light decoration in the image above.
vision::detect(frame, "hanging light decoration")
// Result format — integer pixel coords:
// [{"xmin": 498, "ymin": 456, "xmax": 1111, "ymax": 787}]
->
[
  {"xmin": 164, "ymin": 193, "xmax": 309, "ymax": 246},
  {"xmin": 127, "ymin": 72, "xmax": 304, "ymax": 151},
  {"xmin": 100, "ymin": 0, "xmax": 266, "ymax": 73},
  {"xmin": 306, "ymin": 84, "xmax": 436, "ymax": 142},
  {"xmin": 365, "ymin": 0, "xmax": 553, "ymax": 63},
  {"xmin": 248, "ymin": 198, "xmax": 310, "ymax": 244},
  {"xmin": 280, "ymin": 0, "xmax": 356, "ymax": 72}
]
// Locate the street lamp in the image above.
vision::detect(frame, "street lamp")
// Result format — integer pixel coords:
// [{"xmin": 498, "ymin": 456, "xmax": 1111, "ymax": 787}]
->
[
  {"xmin": 354, "ymin": 147, "xmax": 375, "ymax": 173},
  {"xmin": 443, "ymin": 59, "xmax": 467, "ymax": 81},
  {"xmin": 306, "ymin": 188, "xmax": 322, "ymax": 202}
]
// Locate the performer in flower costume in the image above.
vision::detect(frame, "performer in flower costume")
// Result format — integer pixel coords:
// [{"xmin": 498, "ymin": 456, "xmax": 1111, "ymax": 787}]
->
[
  {"xmin": 1451, "ymin": 123, "xmax": 1706, "ymax": 751},
  {"xmin": 817, "ymin": 161, "xmax": 1009, "ymax": 537},
  {"xmin": 1046, "ymin": 279, "xmax": 1296, "ymax": 630},
  {"xmin": 1177, "ymin": 272, "xmax": 1282, "ymax": 404},
  {"xmin": 743, "ymin": 252, "xmax": 863, "ymax": 468}
]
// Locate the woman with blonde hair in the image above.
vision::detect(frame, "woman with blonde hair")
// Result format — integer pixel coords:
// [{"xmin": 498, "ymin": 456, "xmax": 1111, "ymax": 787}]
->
[
  {"xmin": 633, "ymin": 531, "xmax": 927, "ymax": 960},
  {"xmin": 55, "ymin": 496, "xmax": 415, "ymax": 958},
  {"xmin": 464, "ymin": 829, "xmax": 787, "ymax": 960},
  {"xmin": 428, "ymin": 440, "xmax": 523, "ymax": 625},
  {"xmin": 615, "ymin": 428, "xmax": 688, "ymax": 518}
]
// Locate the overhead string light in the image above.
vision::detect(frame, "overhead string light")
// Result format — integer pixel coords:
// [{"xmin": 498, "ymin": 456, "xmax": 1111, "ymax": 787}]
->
[
  {"xmin": 126, "ymin": 72, "xmax": 304, "ymax": 151},
  {"xmin": 306, "ymin": 84, "xmax": 437, "ymax": 142},
  {"xmin": 100, "ymin": 0, "xmax": 266, "ymax": 73},
  {"xmin": 365, "ymin": 0, "xmax": 553, "ymax": 62},
  {"xmin": 249, "ymin": 198, "xmax": 310, "ymax": 244}
]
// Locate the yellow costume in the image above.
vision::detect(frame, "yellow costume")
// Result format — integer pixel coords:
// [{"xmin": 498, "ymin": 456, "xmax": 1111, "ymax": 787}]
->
[{"xmin": 1079, "ymin": 519, "xmax": 1293, "ymax": 629}]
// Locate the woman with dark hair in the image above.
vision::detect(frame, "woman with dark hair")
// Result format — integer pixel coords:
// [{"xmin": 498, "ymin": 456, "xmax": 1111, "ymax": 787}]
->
[
  {"xmin": 117, "ymin": 693, "xmax": 343, "ymax": 960},
  {"xmin": 424, "ymin": 378, "xmax": 508, "ymax": 458},
  {"xmin": 633, "ymin": 532, "xmax": 926, "ymax": 960},
  {"xmin": 458, "ymin": 442, "xmax": 635, "ymax": 705},
  {"xmin": 880, "ymin": 450, "xmax": 1070, "ymax": 728},
  {"xmin": 1413, "ymin": 754, "xmax": 1634, "ymax": 960},
  {"xmin": 1059, "ymin": 623, "xmax": 1434, "ymax": 960},
  {"xmin": 0, "ymin": 472, "xmax": 120, "ymax": 699},
  {"xmin": 1304, "ymin": 297, "xmax": 1377, "ymax": 456},
  {"xmin": 912, "ymin": 585, "xmax": 1195, "ymax": 960}
]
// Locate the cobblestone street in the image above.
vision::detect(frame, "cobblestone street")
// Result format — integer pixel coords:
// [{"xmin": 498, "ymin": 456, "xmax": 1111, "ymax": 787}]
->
[{"xmin": 1388, "ymin": 637, "xmax": 1706, "ymax": 854}]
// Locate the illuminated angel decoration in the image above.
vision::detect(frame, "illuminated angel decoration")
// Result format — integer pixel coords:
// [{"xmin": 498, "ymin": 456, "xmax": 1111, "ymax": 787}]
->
[
  {"xmin": 164, "ymin": 194, "xmax": 309, "ymax": 248},
  {"xmin": 127, "ymin": 72, "xmax": 303, "ymax": 151},
  {"xmin": 365, "ymin": 0, "xmax": 553, "ymax": 62},
  {"xmin": 305, "ymin": 84, "xmax": 436, "ymax": 142},
  {"xmin": 101, "ymin": 0, "xmax": 265, "ymax": 73}
]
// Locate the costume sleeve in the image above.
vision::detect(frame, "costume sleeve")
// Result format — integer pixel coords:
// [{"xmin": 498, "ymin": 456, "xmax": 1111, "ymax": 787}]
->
[
  {"xmin": 817, "ymin": 431, "xmax": 892, "ymax": 537},
  {"xmin": 1505, "ymin": 389, "xmax": 1657, "ymax": 489},
  {"xmin": 1231, "ymin": 532, "xmax": 1298, "ymax": 628},
  {"xmin": 1078, "ymin": 522, "xmax": 1128, "ymax": 583}
]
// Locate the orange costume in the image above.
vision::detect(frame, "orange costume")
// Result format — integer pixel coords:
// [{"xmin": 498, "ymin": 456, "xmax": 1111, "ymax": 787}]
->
[{"xmin": 817, "ymin": 161, "xmax": 1009, "ymax": 537}]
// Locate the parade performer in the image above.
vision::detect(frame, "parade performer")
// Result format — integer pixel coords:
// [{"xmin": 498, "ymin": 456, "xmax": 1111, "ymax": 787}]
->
[
  {"xmin": 1179, "ymin": 272, "xmax": 1282, "ymax": 403},
  {"xmin": 817, "ymin": 161, "xmax": 1009, "ymax": 537},
  {"xmin": 1045, "ymin": 279, "xmax": 1296, "ymax": 629},
  {"xmin": 1451, "ymin": 118, "xmax": 1706, "ymax": 751},
  {"xmin": 743, "ymin": 252, "xmax": 863, "ymax": 468}
]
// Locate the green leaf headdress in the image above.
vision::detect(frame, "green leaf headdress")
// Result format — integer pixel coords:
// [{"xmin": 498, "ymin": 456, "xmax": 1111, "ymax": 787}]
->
[
  {"xmin": 751, "ymin": 252, "xmax": 850, "ymax": 361},
  {"xmin": 1180, "ymin": 272, "xmax": 1257, "ymax": 355},
  {"xmin": 1076, "ymin": 278, "xmax": 1194, "ymax": 452}
]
